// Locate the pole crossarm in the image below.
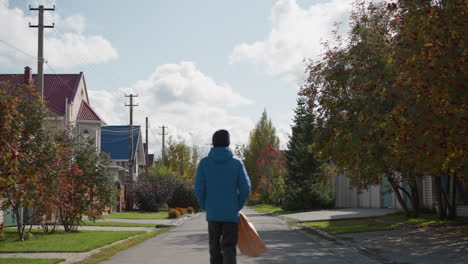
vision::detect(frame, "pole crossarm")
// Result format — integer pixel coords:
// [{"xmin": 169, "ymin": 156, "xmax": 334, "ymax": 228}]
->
[
  {"xmin": 29, "ymin": 5, "xmax": 55, "ymax": 100},
  {"xmin": 29, "ymin": 5, "xmax": 55, "ymax": 11},
  {"xmin": 125, "ymin": 94, "xmax": 138, "ymax": 183}
]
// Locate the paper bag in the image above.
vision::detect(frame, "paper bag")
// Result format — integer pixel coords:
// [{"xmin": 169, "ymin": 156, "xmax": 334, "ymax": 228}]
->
[{"xmin": 237, "ymin": 211, "xmax": 267, "ymax": 257}]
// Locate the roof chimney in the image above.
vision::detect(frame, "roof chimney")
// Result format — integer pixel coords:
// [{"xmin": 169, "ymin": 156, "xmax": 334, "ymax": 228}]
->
[{"xmin": 24, "ymin": 66, "xmax": 32, "ymax": 85}]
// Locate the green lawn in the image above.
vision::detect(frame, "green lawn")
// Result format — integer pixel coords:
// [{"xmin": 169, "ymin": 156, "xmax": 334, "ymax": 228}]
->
[
  {"xmin": 0, "ymin": 229, "xmax": 145, "ymax": 252},
  {"xmin": 249, "ymin": 204, "xmax": 284, "ymax": 214},
  {"xmin": 81, "ymin": 221, "xmax": 156, "ymax": 227},
  {"xmin": 304, "ymin": 213, "xmax": 468, "ymax": 235},
  {"xmin": 0, "ymin": 259, "xmax": 64, "ymax": 264},
  {"xmin": 103, "ymin": 211, "xmax": 168, "ymax": 219}
]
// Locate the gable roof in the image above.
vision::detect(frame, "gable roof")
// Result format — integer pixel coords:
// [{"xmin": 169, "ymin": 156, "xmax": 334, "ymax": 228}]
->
[
  {"xmin": 101, "ymin": 125, "xmax": 141, "ymax": 160},
  {"xmin": 0, "ymin": 73, "xmax": 82, "ymax": 116},
  {"xmin": 77, "ymin": 100, "xmax": 106, "ymax": 124}
]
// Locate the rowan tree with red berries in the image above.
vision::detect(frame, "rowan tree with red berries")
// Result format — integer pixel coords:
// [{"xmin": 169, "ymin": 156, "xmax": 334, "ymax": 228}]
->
[
  {"xmin": 0, "ymin": 81, "xmax": 53, "ymax": 240},
  {"xmin": 302, "ymin": 0, "xmax": 466, "ymax": 219}
]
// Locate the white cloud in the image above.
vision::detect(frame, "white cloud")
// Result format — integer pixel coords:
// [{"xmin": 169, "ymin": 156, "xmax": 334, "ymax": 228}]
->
[
  {"xmin": 130, "ymin": 62, "xmax": 252, "ymax": 107},
  {"xmin": 230, "ymin": 0, "xmax": 352, "ymax": 83},
  {"xmin": 89, "ymin": 62, "xmax": 255, "ymax": 156},
  {"xmin": 29, "ymin": 0, "xmax": 57, "ymax": 6},
  {"xmin": 0, "ymin": 1, "xmax": 117, "ymax": 69}
]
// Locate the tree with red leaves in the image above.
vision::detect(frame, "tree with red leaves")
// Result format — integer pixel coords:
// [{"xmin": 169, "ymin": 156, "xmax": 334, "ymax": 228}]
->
[
  {"xmin": 0, "ymin": 81, "xmax": 52, "ymax": 240},
  {"xmin": 255, "ymin": 143, "xmax": 286, "ymax": 205}
]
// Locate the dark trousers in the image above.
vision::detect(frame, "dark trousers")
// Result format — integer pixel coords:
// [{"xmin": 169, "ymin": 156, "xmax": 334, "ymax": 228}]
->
[{"xmin": 208, "ymin": 221, "xmax": 238, "ymax": 264}]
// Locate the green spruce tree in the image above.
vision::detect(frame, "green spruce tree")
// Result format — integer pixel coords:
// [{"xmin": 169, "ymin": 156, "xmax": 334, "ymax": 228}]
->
[{"xmin": 283, "ymin": 96, "xmax": 332, "ymax": 210}]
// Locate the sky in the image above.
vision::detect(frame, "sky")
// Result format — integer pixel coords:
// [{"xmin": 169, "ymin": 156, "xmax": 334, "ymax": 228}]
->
[{"xmin": 0, "ymin": 0, "xmax": 353, "ymax": 157}]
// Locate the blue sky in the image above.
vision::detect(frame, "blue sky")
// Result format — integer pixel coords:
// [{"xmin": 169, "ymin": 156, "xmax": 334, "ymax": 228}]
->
[{"xmin": 0, "ymin": 0, "xmax": 353, "ymax": 155}]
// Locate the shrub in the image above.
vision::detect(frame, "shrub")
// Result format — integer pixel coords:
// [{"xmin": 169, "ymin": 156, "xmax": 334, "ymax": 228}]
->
[
  {"xmin": 168, "ymin": 209, "xmax": 181, "ymax": 219},
  {"xmin": 167, "ymin": 178, "xmax": 200, "ymax": 211},
  {"xmin": 174, "ymin": 207, "xmax": 184, "ymax": 215},
  {"xmin": 179, "ymin": 208, "xmax": 188, "ymax": 215},
  {"xmin": 133, "ymin": 173, "xmax": 177, "ymax": 212},
  {"xmin": 187, "ymin": 207, "xmax": 194, "ymax": 214},
  {"xmin": 25, "ymin": 232, "xmax": 34, "ymax": 240},
  {"xmin": 247, "ymin": 192, "xmax": 261, "ymax": 205}
]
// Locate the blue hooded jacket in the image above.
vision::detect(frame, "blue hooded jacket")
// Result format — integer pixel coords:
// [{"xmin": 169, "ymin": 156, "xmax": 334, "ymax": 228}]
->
[{"xmin": 194, "ymin": 147, "xmax": 251, "ymax": 223}]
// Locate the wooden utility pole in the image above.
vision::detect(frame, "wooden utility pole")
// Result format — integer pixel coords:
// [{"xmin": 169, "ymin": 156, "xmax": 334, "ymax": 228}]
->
[
  {"xmin": 179, "ymin": 147, "xmax": 184, "ymax": 176},
  {"xmin": 29, "ymin": 5, "xmax": 55, "ymax": 99},
  {"xmin": 159, "ymin": 126, "xmax": 168, "ymax": 165},
  {"xmin": 125, "ymin": 94, "xmax": 138, "ymax": 182},
  {"xmin": 145, "ymin": 117, "xmax": 149, "ymax": 179}
]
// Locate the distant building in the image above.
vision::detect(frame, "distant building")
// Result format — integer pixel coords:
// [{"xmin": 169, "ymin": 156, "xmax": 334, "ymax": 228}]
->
[{"xmin": 101, "ymin": 125, "xmax": 146, "ymax": 210}]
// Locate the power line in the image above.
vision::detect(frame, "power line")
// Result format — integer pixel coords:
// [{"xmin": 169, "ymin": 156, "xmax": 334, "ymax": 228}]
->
[
  {"xmin": 0, "ymin": 39, "xmax": 37, "ymax": 59},
  {"xmin": 51, "ymin": 26, "xmax": 100, "ymax": 74},
  {"xmin": 0, "ymin": 0, "xmax": 8, "ymax": 8},
  {"xmin": 101, "ymin": 128, "xmax": 141, "ymax": 135},
  {"xmin": 45, "ymin": 62, "xmax": 79, "ymax": 95}
]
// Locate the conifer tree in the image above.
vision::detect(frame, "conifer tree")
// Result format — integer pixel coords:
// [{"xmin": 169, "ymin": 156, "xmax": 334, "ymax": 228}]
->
[{"xmin": 283, "ymin": 96, "xmax": 332, "ymax": 210}]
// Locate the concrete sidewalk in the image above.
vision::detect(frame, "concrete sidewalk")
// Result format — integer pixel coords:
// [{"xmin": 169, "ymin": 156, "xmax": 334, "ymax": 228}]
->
[
  {"xmin": 100, "ymin": 208, "xmax": 378, "ymax": 264},
  {"xmin": 27, "ymin": 225, "xmax": 155, "ymax": 232},
  {"xmin": 282, "ymin": 208, "xmax": 399, "ymax": 222}
]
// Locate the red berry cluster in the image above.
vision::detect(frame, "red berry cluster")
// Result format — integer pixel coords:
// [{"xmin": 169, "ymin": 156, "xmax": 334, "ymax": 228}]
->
[{"xmin": 387, "ymin": 2, "xmax": 397, "ymax": 9}]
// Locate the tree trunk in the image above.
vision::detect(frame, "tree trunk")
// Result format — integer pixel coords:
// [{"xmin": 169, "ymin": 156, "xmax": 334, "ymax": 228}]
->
[
  {"xmin": 387, "ymin": 176, "xmax": 411, "ymax": 217},
  {"xmin": 435, "ymin": 175, "xmax": 458, "ymax": 220},
  {"xmin": 447, "ymin": 175, "xmax": 457, "ymax": 220},
  {"xmin": 13, "ymin": 206, "xmax": 25, "ymax": 241},
  {"xmin": 435, "ymin": 176, "xmax": 447, "ymax": 220},
  {"xmin": 410, "ymin": 184, "xmax": 420, "ymax": 218}
]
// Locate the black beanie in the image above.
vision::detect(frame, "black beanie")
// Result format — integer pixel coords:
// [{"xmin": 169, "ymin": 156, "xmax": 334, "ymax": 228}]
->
[{"xmin": 212, "ymin": 129, "xmax": 230, "ymax": 147}]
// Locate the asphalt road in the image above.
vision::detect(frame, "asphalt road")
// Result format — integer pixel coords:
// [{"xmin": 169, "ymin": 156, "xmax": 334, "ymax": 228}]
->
[{"xmin": 100, "ymin": 208, "xmax": 378, "ymax": 264}]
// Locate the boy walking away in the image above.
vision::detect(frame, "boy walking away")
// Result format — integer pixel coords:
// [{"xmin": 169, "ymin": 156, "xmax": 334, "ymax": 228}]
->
[{"xmin": 195, "ymin": 129, "xmax": 251, "ymax": 264}]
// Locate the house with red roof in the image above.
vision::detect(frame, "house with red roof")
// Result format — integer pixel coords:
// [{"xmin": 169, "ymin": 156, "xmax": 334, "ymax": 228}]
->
[{"xmin": 0, "ymin": 66, "xmax": 106, "ymax": 149}]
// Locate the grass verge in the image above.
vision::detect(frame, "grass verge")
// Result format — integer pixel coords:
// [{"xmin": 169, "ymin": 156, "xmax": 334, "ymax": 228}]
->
[
  {"xmin": 303, "ymin": 213, "xmax": 468, "ymax": 235},
  {"xmin": 249, "ymin": 204, "xmax": 284, "ymax": 214},
  {"xmin": 103, "ymin": 211, "xmax": 168, "ymax": 219},
  {"xmin": 0, "ymin": 229, "xmax": 145, "ymax": 252},
  {"xmin": 0, "ymin": 259, "xmax": 64, "ymax": 264},
  {"xmin": 445, "ymin": 227, "xmax": 468, "ymax": 235},
  {"xmin": 81, "ymin": 221, "xmax": 156, "ymax": 227},
  {"xmin": 72, "ymin": 228, "xmax": 171, "ymax": 264}
]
